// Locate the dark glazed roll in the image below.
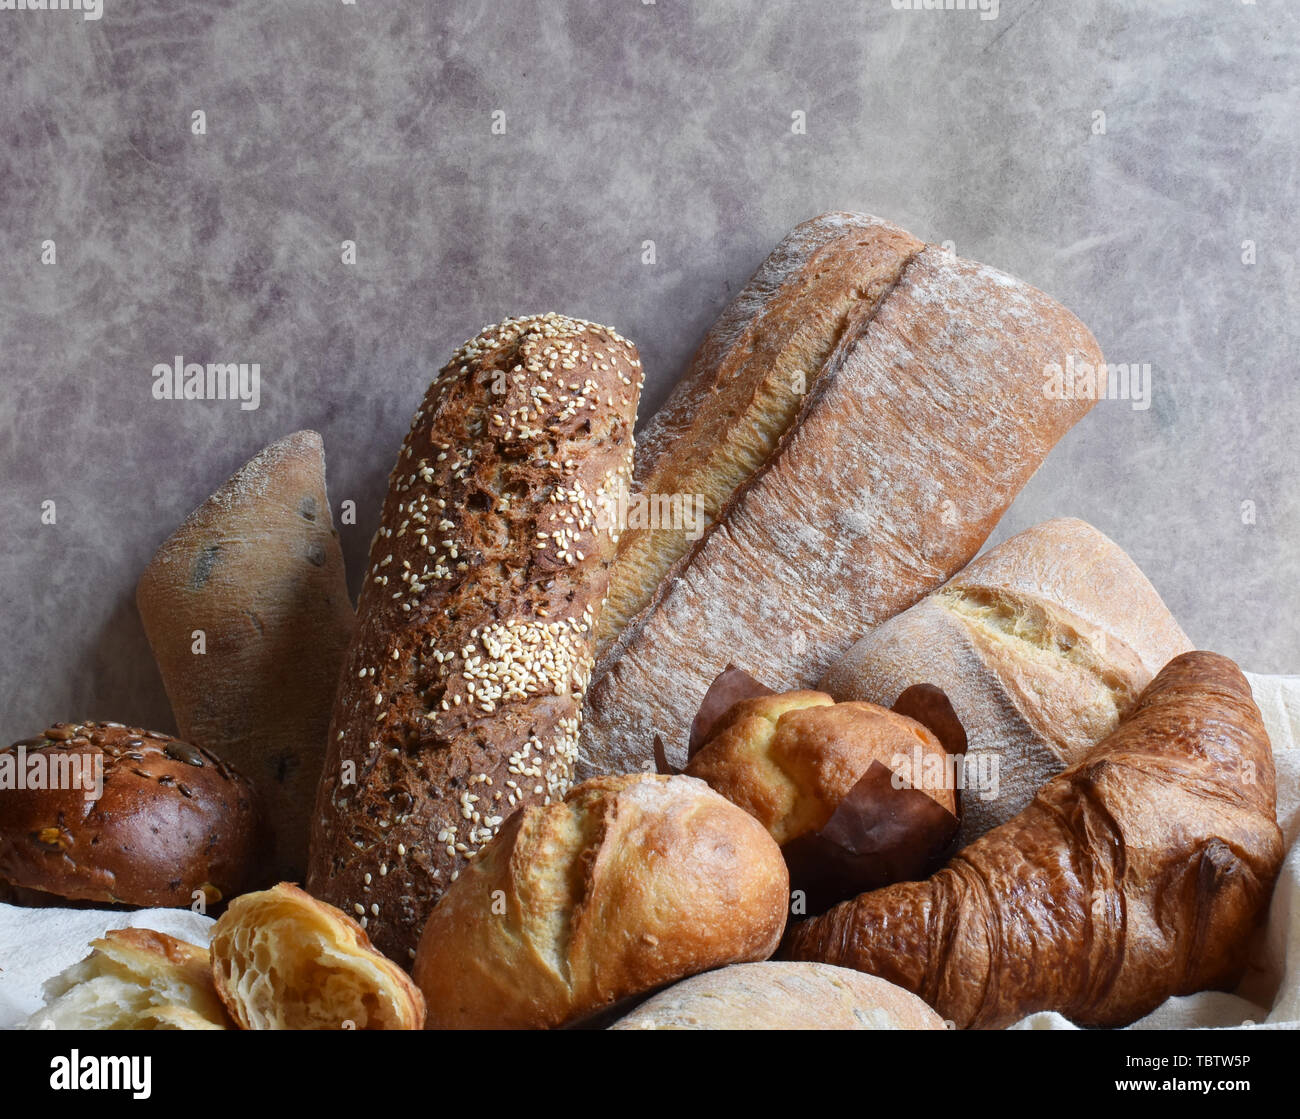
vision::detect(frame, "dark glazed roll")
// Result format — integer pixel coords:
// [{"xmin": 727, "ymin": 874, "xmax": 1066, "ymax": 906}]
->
[{"xmin": 0, "ymin": 721, "xmax": 260, "ymax": 909}]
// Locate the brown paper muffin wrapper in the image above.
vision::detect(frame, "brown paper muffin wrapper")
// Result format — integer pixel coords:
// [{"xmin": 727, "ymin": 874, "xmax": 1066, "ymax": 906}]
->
[{"xmin": 663, "ymin": 666, "xmax": 965, "ymax": 914}]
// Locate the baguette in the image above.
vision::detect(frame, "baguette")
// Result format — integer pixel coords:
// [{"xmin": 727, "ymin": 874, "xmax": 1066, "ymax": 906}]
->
[
  {"xmin": 785, "ymin": 652, "xmax": 1285, "ymax": 1029},
  {"xmin": 137, "ymin": 431, "xmax": 355, "ymax": 882},
  {"xmin": 582, "ymin": 212, "xmax": 1103, "ymax": 777},
  {"xmin": 307, "ymin": 313, "xmax": 642, "ymax": 963},
  {"xmin": 821, "ymin": 517, "xmax": 1193, "ymax": 843}
]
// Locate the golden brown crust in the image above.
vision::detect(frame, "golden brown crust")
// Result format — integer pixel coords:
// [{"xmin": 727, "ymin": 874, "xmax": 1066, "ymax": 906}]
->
[
  {"xmin": 785, "ymin": 651, "xmax": 1284, "ymax": 1029},
  {"xmin": 412, "ymin": 774, "xmax": 789, "ymax": 1029},
  {"xmin": 0, "ymin": 721, "xmax": 260, "ymax": 908},
  {"xmin": 308, "ymin": 313, "xmax": 643, "ymax": 963},
  {"xmin": 136, "ymin": 430, "xmax": 355, "ymax": 884},
  {"xmin": 685, "ymin": 691, "xmax": 954, "ymax": 844},
  {"xmin": 210, "ymin": 883, "xmax": 425, "ymax": 1030},
  {"xmin": 104, "ymin": 926, "xmax": 212, "ymax": 971},
  {"xmin": 822, "ymin": 518, "xmax": 1194, "ymax": 844}
]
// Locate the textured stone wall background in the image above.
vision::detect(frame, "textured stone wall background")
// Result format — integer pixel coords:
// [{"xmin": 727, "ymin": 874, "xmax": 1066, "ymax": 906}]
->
[{"xmin": 1, "ymin": 1, "xmax": 1296, "ymax": 744}]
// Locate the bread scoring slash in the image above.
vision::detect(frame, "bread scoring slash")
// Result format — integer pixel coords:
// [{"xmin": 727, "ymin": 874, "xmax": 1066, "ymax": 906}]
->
[
  {"xmin": 583, "ymin": 212, "xmax": 1106, "ymax": 778},
  {"xmin": 307, "ymin": 313, "xmax": 643, "ymax": 964}
]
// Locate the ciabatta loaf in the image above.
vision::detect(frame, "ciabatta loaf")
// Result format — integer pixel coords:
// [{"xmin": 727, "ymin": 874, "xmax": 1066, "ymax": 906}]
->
[
  {"xmin": 307, "ymin": 313, "xmax": 642, "ymax": 963},
  {"xmin": 582, "ymin": 212, "xmax": 1104, "ymax": 777},
  {"xmin": 821, "ymin": 518, "xmax": 1192, "ymax": 843},
  {"xmin": 137, "ymin": 431, "xmax": 354, "ymax": 882},
  {"xmin": 595, "ymin": 213, "xmax": 925, "ymax": 654}
]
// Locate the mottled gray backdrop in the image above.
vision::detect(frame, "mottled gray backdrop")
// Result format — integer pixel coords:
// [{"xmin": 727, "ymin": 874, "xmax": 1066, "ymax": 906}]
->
[{"xmin": 1, "ymin": 1, "xmax": 1297, "ymax": 745}]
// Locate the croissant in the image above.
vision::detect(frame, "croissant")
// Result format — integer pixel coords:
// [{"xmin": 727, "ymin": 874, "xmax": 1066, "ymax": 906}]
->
[{"xmin": 783, "ymin": 651, "xmax": 1284, "ymax": 1029}]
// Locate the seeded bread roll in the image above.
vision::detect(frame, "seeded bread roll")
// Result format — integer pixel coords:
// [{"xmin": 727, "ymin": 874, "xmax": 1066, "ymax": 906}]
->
[
  {"xmin": 308, "ymin": 313, "xmax": 643, "ymax": 963},
  {"xmin": 137, "ymin": 430, "xmax": 355, "ymax": 883},
  {"xmin": 820, "ymin": 518, "xmax": 1193, "ymax": 844},
  {"xmin": 583, "ymin": 212, "xmax": 1103, "ymax": 777},
  {"xmin": 210, "ymin": 883, "xmax": 425, "ymax": 1030},
  {"xmin": 412, "ymin": 774, "xmax": 789, "ymax": 1029},
  {"xmin": 609, "ymin": 962, "xmax": 946, "ymax": 1030},
  {"xmin": 21, "ymin": 928, "xmax": 229, "ymax": 1031},
  {"xmin": 0, "ymin": 722, "xmax": 260, "ymax": 909}
]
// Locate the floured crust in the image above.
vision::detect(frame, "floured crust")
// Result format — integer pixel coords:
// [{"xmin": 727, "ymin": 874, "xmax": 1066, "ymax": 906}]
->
[
  {"xmin": 821, "ymin": 518, "xmax": 1193, "ymax": 844},
  {"xmin": 412, "ymin": 773, "xmax": 789, "ymax": 1029},
  {"xmin": 598, "ymin": 213, "xmax": 924, "ymax": 652},
  {"xmin": 609, "ymin": 961, "xmax": 946, "ymax": 1030},
  {"xmin": 136, "ymin": 429, "xmax": 355, "ymax": 883},
  {"xmin": 583, "ymin": 217, "xmax": 1104, "ymax": 777},
  {"xmin": 209, "ymin": 883, "xmax": 425, "ymax": 1030}
]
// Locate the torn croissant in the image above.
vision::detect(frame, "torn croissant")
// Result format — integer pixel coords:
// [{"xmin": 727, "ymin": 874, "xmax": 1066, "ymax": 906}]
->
[
  {"xmin": 209, "ymin": 883, "xmax": 425, "ymax": 1030},
  {"xmin": 21, "ymin": 928, "xmax": 229, "ymax": 1030},
  {"xmin": 784, "ymin": 651, "xmax": 1285, "ymax": 1029}
]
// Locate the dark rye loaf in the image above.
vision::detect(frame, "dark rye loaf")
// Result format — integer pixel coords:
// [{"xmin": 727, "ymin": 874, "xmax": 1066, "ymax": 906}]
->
[{"xmin": 307, "ymin": 313, "xmax": 642, "ymax": 963}]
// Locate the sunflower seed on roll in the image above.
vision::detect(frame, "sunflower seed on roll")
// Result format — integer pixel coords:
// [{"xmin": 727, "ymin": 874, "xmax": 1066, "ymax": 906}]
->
[{"xmin": 0, "ymin": 721, "xmax": 260, "ymax": 909}]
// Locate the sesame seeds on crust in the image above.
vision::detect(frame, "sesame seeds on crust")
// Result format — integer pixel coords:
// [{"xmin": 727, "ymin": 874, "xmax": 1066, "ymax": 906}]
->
[{"xmin": 311, "ymin": 313, "xmax": 642, "ymax": 959}]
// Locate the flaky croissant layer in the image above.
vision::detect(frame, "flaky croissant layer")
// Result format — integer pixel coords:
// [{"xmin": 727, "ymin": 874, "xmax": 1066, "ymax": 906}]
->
[{"xmin": 784, "ymin": 651, "xmax": 1284, "ymax": 1029}]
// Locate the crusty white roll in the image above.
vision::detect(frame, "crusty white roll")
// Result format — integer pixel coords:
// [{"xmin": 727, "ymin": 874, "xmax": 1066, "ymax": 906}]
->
[
  {"xmin": 412, "ymin": 773, "xmax": 790, "ymax": 1029},
  {"xmin": 821, "ymin": 518, "xmax": 1192, "ymax": 842},
  {"xmin": 610, "ymin": 962, "xmax": 946, "ymax": 1030}
]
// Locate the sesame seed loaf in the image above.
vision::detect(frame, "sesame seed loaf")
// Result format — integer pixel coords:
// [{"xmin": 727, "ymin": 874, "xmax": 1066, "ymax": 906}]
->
[
  {"xmin": 581, "ymin": 212, "xmax": 1104, "ymax": 778},
  {"xmin": 307, "ymin": 312, "xmax": 643, "ymax": 964}
]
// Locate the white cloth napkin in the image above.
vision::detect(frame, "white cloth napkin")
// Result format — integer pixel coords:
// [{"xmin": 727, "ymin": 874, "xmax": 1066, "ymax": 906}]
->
[
  {"xmin": 0, "ymin": 905, "xmax": 214, "ymax": 1030},
  {"xmin": 2, "ymin": 674, "xmax": 1298, "ymax": 1031}
]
